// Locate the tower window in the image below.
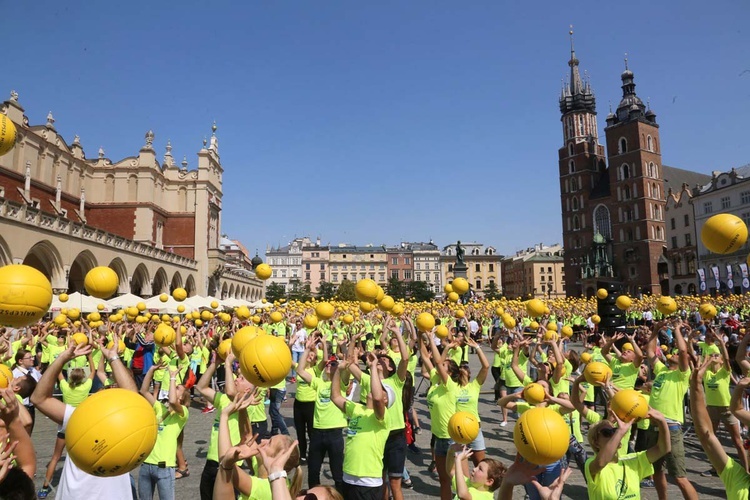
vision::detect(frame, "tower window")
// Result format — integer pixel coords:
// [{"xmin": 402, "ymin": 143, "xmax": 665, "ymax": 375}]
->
[
  {"xmin": 593, "ymin": 205, "xmax": 612, "ymax": 239},
  {"xmin": 647, "ymin": 135, "xmax": 653, "ymax": 152},
  {"xmin": 573, "ymin": 216, "xmax": 580, "ymax": 231},
  {"xmin": 572, "ymin": 197, "xmax": 579, "ymax": 211},
  {"xmin": 619, "ymin": 138, "xmax": 628, "ymax": 154},
  {"xmin": 569, "ymin": 160, "xmax": 575, "ymax": 174},
  {"xmin": 621, "ymin": 164, "xmax": 630, "ymax": 179},
  {"xmin": 623, "ymin": 185, "xmax": 631, "ymax": 200},
  {"xmin": 571, "ymin": 178, "xmax": 578, "ymax": 191},
  {"xmin": 568, "ymin": 143, "xmax": 574, "ymax": 157}
]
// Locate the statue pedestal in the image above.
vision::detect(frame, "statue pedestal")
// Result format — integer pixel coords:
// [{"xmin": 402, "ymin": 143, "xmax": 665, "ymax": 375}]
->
[{"xmin": 453, "ymin": 263, "xmax": 468, "ymax": 279}]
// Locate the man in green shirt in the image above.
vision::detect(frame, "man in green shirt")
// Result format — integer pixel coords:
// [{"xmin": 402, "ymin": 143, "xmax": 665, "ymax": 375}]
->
[
  {"xmin": 646, "ymin": 320, "xmax": 698, "ymax": 500},
  {"xmin": 602, "ymin": 332, "xmax": 643, "ymax": 391}
]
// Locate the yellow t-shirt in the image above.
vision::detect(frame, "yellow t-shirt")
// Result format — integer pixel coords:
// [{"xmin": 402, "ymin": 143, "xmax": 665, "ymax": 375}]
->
[
  {"xmin": 608, "ymin": 359, "xmax": 639, "ymax": 391},
  {"xmin": 59, "ymin": 379, "xmax": 92, "ymax": 407},
  {"xmin": 343, "ymin": 400, "xmax": 388, "ymax": 478},
  {"xmin": 721, "ymin": 458, "xmax": 750, "ymax": 500},
  {"xmin": 382, "ymin": 374, "xmax": 405, "ymax": 431},
  {"xmin": 426, "ymin": 369, "xmax": 458, "ymax": 439},
  {"xmin": 207, "ymin": 393, "xmax": 242, "ymax": 462},
  {"xmin": 451, "ymin": 476, "xmax": 494, "ymax": 500},
  {"xmin": 455, "ymin": 379, "xmax": 482, "ymax": 421},
  {"xmin": 144, "ymin": 401, "xmax": 188, "ymax": 467},
  {"xmin": 704, "ymin": 367, "xmax": 731, "ymax": 407},
  {"xmin": 650, "ymin": 361, "xmax": 690, "ymax": 423},
  {"xmin": 310, "ymin": 376, "xmax": 347, "ymax": 429},
  {"xmin": 585, "ymin": 451, "xmax": 654, "ymax": 500},
  {"xmin": 249, "ymin": 387, "xmax": 268, "ymax": 423},
  {"xmin": 294, "ymin": 365, "xmax": 319, "ymax": 403}
]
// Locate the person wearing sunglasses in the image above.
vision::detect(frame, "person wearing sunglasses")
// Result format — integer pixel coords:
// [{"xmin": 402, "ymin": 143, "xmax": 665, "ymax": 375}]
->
[{"xmin": 585, "ymin": 406, "xmax": 670, "ymax": 500}]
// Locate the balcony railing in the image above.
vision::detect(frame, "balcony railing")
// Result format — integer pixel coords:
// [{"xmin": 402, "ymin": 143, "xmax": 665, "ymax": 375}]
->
[{"xmin": 0, "ymin": 198, "xmax": 198, "ymax": 269}]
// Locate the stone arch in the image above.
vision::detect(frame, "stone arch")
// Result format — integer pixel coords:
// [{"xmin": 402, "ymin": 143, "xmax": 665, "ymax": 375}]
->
[
  {"xmin": 229, "ymin": 284, "xmax": 236, "ymax": 298},
  {"xmin": 0, "ymin": 235, "xmax": 11, "ymax": 266},
  {"xmin": 185, "ymin": 275, "xmax": 197, "ymax": 297},
  {"xmin": 152, "ymin": 267, "xmax": 169, "ymax": 295},
  {"xmin": 108, "ymin": 258, "xmax": 129, "ymax": 294},
  {"xmin": 170, "ymin": 271, "xmax": 184, "ymax": 292},
  {"xmin": 67, "ymin": 250, "xmax": 99, "ymax": 293},
  {"xmin": 22, "ymin": 240, "xmax": 65, "ymax": 289},
  {"xmin": 131, "ymin": 264, "xmax": 151, "ymax": 297},
  {"xmin": 221, "ymin": 282, "xmax": 228, "ymax": 299}
]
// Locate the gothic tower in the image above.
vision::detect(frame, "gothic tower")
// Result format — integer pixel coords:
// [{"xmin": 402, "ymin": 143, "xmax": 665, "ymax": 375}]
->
[
  {"xmin": 558, "ymin": 29, "xmax": 608, "ymax": 297},
  {"xmin": 604, "ymin": 59, "xmax": 666, "ymax": 295}
]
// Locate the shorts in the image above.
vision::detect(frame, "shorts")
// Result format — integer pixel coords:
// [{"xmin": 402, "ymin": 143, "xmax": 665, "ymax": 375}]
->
[
  {"xmin": 507, "ymin": 386, "xmax": 523, "ymax": 395},
  {"xmin": 383, "ymin": 429, "xmax": 407, "ymax": 476},
  {"xmin": 433, "ymin": 436, "xmax": 454, "ymax": 457},
  {"xmin": 342, "ymin": 482, "xmax": 383, "ymax": 500},
  {"xmin": 466, "ymin": 428, "xmax": 486, "ymax": 452},
  {"xmin": 645, "ymin": 423, "xmax": 687, "ymax": 477},
  {"xmin": 708, "ymin": 405, "xmax": 739, "ymax": 427},
  {"xmin": 634, "ymin": 427, "xmax": 650, "ymax": 452}
]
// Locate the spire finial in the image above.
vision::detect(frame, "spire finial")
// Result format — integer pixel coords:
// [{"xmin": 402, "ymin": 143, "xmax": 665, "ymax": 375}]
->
[
  {"xmin": 647, "ymin": 97, "xmax": 651, "ymax": 110},
  {"xmin": 211, "ymin": 120, "xmax": 217, "ymax": 136},
  {"xmin": 609, "ymin": 101, "xmax": 612, "ymax": 113},
  {"xmin": 144, "ymin": 130, "xmax": 154, "ymax": 149},
  {"xmin": 624, "ymin": 52, "xmax": 629, "ymax": 70},
  {"xmin": 569, "ymin": 25, "xmax": 574, "ymax": 53},
  {"xmin": 98, "ymin": 146, "xmax": 105, "ymax": 159},
  {"xmin": 166, "ymin": 139, "xmax": 172, "ymax": 154},
  {"xmin": 203, "ymin": 136, "xmax": 207, "ymax": 148},
  {"xmin": 181, "ymin": 155, "xmax": 188, "ymax": 170},
  {"xmin": 46, "ymin": 111, "xmax": 55, "ymax": 128}
]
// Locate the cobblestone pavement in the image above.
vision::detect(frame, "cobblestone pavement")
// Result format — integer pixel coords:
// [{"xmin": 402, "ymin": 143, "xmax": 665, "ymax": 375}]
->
[{"xmin": 30, "ymin": 344, "xmax": 731, "ymax": 499}]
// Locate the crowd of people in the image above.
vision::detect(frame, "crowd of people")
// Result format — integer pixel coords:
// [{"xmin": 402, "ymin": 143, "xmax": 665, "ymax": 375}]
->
[{"xmin": 1, "ymin": 296, "xmax": 750, "ymax": 499}]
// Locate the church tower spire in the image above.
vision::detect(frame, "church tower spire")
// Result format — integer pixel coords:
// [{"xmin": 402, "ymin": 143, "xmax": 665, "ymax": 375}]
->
[{"xmin": 559, "ymin": 27, "xmax": 596, "ymax": 116}]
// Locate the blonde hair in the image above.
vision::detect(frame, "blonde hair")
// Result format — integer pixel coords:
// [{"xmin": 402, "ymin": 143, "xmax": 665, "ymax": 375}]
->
[
  {"xmin": 587, "ymin": 421, "xmax": 612, "ymax": 453},
  {"xmin": 68, "ymin": 368, "xmax": 86, "ymax": 389}
]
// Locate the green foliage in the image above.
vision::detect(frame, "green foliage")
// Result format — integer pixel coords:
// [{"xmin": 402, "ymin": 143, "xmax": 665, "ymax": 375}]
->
[
  {"xmin": 482, "ymin": 281, "xmax": 503, "ymax": 301},
  {"xmin": 287, "ymin": 278, "xmax": 312, "ymax": 302},
  {"xmin": 336, "ymin": 279, "xmax": 357, "ymax": 301},
  {"xmin": 407, "ymin": 280, "xmax": 435, "ymax": 302},
  {"xmin": 317, "ymin": 281, "xmax": 337, "ymax": 300},
  {"xmin": 265, "ymin": 282, "xmax": 286, "ymax": 303},
  {"xmin": 386, "ymin": 276, "xmax": 407, "ymax": 300}
]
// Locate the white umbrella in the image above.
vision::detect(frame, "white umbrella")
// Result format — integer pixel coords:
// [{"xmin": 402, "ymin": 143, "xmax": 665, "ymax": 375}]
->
[
  {"xmin": 50, "ymin": 292, "xmax": 112, "ymax": 313},
  {"xmin": 107, "ymin": 293, "xmax": 145, "ymax": 309},
  {"xmin": 251, "ymin": 300, "xmax": 272, "ymax": 309},
  {"xmin": 143, "ymin": 295, "xmax": 183, "ymax": 314},
  {"xmin": 221, "ymin": 297, "xmax": 248, "ymax": 308}
]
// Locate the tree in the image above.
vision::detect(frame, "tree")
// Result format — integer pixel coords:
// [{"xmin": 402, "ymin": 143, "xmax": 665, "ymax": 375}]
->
[
  {"xmin": 386, "ymin": 276, "xmax": 407, "ymax": 300},
  {"xmin": 317, "ymin": 281, "xmax": 337, "ymax": 300},
  {"xmin": 287, "ymin": 278, "xmax": 312, "ymax": 302},
  {"xmin": 483, "ymin": 281, "xmax": 503, "ymax": 301},
  {"xmin": 336, "ymin": 279, "xmax": 357, "ymax": 301},
  {"xmin": 407, "ymin": 280, "xmax": 435, "ymax": 302},
  {"xmin": 265, "ymin": 282, "xmax": 286, "ymax": 303}
]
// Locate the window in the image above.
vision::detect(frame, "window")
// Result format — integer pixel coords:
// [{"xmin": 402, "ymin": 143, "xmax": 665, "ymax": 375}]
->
[
  {"xmin": 540, "ymin": 275, "xmax": 545, "ymax": 282},
  {"xmin": 369, "ymin": 264, "xmax": 375, "ymax": 270},
  {"xmin": 305, "ymin": 263, "xmax": 310, "ymax": 270},
  {"xmin": 684, "ymin": 214, "xmax": 690, "ymax": 227},
  {"xmin": 670, "ymin": 218, "xmax": 676, "ymax": 230},
  {"xmin": 571, "ymin": 178, "xmax": 578, "ymax": 191},
  {"xmin": 320, "ymin": 263, "xmax": 325, "ymax": 270},
  {"xmin": 671, "ymin": 236, "xmax": 678, "ymax": 249},
  {"xmin": 656, "ymin": 227, "xmax": 663, "ymax": 240},
  {"xmin": 721, "ymin": 196, "xmax": 731, "ymax": 210},
  {"xmin": 548, "ymin": 267, "xmax": 553, "ymax": 273},
  {"xmin": 647, "ymin": 135, "xmax": 653, "ymax": 152},
  {"xmin": 404, "ymin": 258, "xmax": 411, "ymax": 264},
  {"xmin": 391, "ymin": 257, "xmax": 398, "ymax": 265},
  {"xmin": 332, "ymin": 273, "xmax": 338, "ymax": 281},
  {"xmin": 685, "ymin": 233, "xmax": 692, "ymax": 246},
  {"xmin": 593, "ymin": 205, "xmax": 612, "ymax": 239},
  {"xmin": 425, "ymin": 273, "xmax": 430, "ymax": 281},
  {"xmin": 434, "ymin": 263, "xmax": 439, "ymax": 270},
  {"xmin": 742, "ymin": 212, "xmax": 750, "ymax": 232},
  {"xmin": 686, "ymin": 254, "xmax": 696, "ymax": 274},
  {"xmin": 572, "ymin": 197, "xmax": 579, "ymax": 210},
  {"xmin": 369, "ymin": 273, "xmax": 375, "ymax": 280},
  {"xmin": 320, "ymin": 272, "xmax": 325, "ymax": 280},
  {"xmin": 742, "ymin": 191, "xmax": 750, "ymax": 205},
  {"xmin": 629, "ymin": 266, "xmax": 637, "ymax": 277},
  {"xmin": 476, "ymin": 280, "xmax": 481, "ymax": 289},
  {"xmin": 619, "ymin": 138, "xmax": 628, "ymax": 154},
  {"xmin": 379, "ymin": 273, "xmax": 385, "ymax": 281},
  {"xmin": 416, "ymin": 263, "xmax": 421, "ymax": 270},
  {"xmin": 404, "ymin": 271, "xmax": 412, "ymax": 280},
  {"xmin": 475, "ymin": 264, "xmax": 481, "ymax": 272},
  {"xmin": 573, "ymin": 215, "xmax": 580, "ymax": 230},
  {"xmin": 569, "ymin": 160, "xmax": 575, "ymax": 174},
  {"xmin": 360, "ymin": 265, "xmax": 366, "ymax": 270},
  {"xmin": 621, "ymin": 164, "xmax": 630, "ymax": 179},
  {"xmin": 416, "ymin": 273, "xmax": 421, "ymax": 281},
  {"xmin": 622, "ymin": 185, "xmax": 631, "ymax": 200},
  {"xmin": 305, "ymin": 272, "xmax": 311, "ymax": 280},
  {"xmin": 704, "ymin": 201, "xmax": 713, "ymax": 214},
  {"xmin": 489, "ymin": 264, "xmax": 494, "ymax": 272}
]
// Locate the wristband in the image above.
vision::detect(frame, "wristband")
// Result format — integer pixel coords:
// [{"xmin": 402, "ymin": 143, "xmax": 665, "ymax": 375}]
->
[
  {"xmin": 268, "ymin": 470, "xmax": 287, "ymax": 482},
  {"xmin": 219, "ymin": 463, "xmax": 233, "ymax": 471},
  {"xmin": 109, "ymin": 356, "xmax": 120, "ymax": 363}
]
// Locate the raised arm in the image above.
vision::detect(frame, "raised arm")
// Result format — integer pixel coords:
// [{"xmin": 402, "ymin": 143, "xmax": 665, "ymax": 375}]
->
[
  {"xmin": 223, "ymin": 351, "xmax": 238, "ymax": 398},
  {"xmin": 296, "ymin": 337, "xmax": 315, "ymax": 384},
  {"xmin": 692, "ymin": 365, "xmax": 730, "ymax": 474},
  {"xmin": 644, "ymin": 408, "xmax": 671, "ymax": 463},
  {"xmin": 511, "ymin": 342, "xmax": 527, "ymax": 384},
  {"xmin": 570, "ymin": 373, "xmax": 588, "ymax": 415},
  {"xmin": 391, "ymin": 324, "xmax": 409, "ymax": 382},
  {"xmin": 600, "ymin": 333, "xmax": 618, "ymax": 363},
  {"xmin": 196, "ymin": 356, "xmax": 218, "ymax": 402},
  {"xmin": 369, "ymin": 352, "xmax": 386, "ymax": 421},
  {"xmin": 731, "ymin": 377, "xmax": 750, "ymax": 426},
  {"xmin": 0, "ymin": 388, "xmax": 36, "ymax": 478},
  {"xmin": 736, "ymin": 330, "xmax": 750, "ymax": 376},
  {"xmin": 31, "ymin": 342, "xmax": 92, "ymax": 424},
  {"xmin": 330, "ymin": 362, "xmax": 348, "ymax": 413},
  {"xmin": 167, "ymin": 366, "xmax": 185, "ymax": 417},
  {"xmin": 588, "ymin": 415, "xmax": 633, "ymax": 479},
  {"xmin": 139, "ymin": 361, "xmax": 163, "ymax": 406},
  {"xmin": 673, "ymin": 320, "xmax": 690, "ymax": 372},
  {"xmin": 468, "ymin": 337, "xmax": 489, "ymax": 384}
]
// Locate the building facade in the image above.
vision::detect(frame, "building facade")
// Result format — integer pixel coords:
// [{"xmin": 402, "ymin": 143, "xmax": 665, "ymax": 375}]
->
[
  {"xmin": 329, "ymin": 244, "xmax": 388, "ymax": 286},
  {"xmin": 409, "ymin": 241, "xmax": 442, "ymax": 293},
  {"xmin": 440, "ymin": 242, "xmax": 501, "ymax": 296},
  {"xmin": 558, "ymin": 34, "xmax": 668, "ymax": 297},
  {"xmin": 266, "ymin": 237, "xmax": 310, "ymax": 293},
  {"xmin": 691, "ymin": 165, "xmax": 750, "ymax": 295},
  {"xmin": 0, "ymin": 91, "xmax": 262, "ymax": 300},
  {"xmin": 386, "ymin": 244, "xmax": 413, "ymax": 282},
  {"xmin": 301, "ymin": 239, "xmax": 330, "ymax": 295},
  {"xmin": 501, "ymin": 243, "xmax": 565, "ymax": 299},
  {"xmin": 664, "ymin": 183, "xmax": 702, "ymax": 295}
]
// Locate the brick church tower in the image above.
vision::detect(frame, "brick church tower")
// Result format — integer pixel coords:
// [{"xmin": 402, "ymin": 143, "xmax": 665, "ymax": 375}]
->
[{"xmin": 558, "ymin": 31, "xmax": 666, "ymax": 297}]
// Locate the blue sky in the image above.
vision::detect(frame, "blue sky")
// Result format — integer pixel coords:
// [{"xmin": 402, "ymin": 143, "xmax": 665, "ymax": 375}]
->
[{"xmin": 5, "ymin": 1, "xmax": 749, "ymax": 257}]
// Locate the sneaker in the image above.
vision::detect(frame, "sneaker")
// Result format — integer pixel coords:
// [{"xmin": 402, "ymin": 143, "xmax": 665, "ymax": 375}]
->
[
  {"xmin": 701, "ymin": 469, "xmax": 717, "ymax": 477},
  {"xmin": 201, "ymin": 406, "xmax": 215, "ymax": 414},
  {"xmin": 414, "ymin": 427, "xmax": 422, "ymax": 435},
  {"xmin": 38, "ymin": 486, "xmax": 52, "ymax": 499},
  {"xmin": 640, "ymin": 479, "xmax": 655, "ymax": 488},
  {"xmin": 500, "ymin": 421, "xmax": 508, "ymax": 427},
  {"xmin": 402, "ymin": 478, "xmax": 413, "ymax": 489},
  {"xmin": 428, "ymin": 461, "xmax": 437, "ymax": 474},
  {"xmin": 290, "ymin": 377, "xmax": 297, "ymax": 383},
  {"xmin": 300, "ymin": 457, "xmax": 307, "ymax": 465},
  {"xmin": 407, "ymin": 443, "xmax": 421, "ymax": 454}
]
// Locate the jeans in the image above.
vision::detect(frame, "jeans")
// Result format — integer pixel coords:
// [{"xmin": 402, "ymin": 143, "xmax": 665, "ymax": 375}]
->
[
  {"xmin": 294, "ymin": 400, "xmax": 315, "ymax": 459},
  {"xmin": 199, "ymin": 460, "xmax": 218, "ymax": 500},
  {"xmin": 138, "ymin": 463, "xmax": 175, "ymax": 500},
  {"xmin": 308, "ymin": 428, "xmax": 344, "ymax": 491},
  {"xmin": 524, "ymin": 459, "xmax": 563, "ymax": 500},
  {"xmin": 269, "ymin": 388, "xmax": 289, "ymax": 435}
]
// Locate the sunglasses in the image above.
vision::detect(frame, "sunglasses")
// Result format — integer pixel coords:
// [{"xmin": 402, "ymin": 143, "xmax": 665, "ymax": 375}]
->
[
  {"xmin": 598, "ymin": 427, "xmax": 616, "ymax": 438},
  {"xmin": 296, "ymin": 491, "xmax": 318, "ymax": 500}
]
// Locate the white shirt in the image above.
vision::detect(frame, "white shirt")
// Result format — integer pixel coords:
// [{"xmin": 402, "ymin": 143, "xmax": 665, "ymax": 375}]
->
[
  {"xmin": 643, "ymin": 311, "xmax": 653, "ymax": 321},
  {"xmin": 11, "ymin": 366, "xmax": 42, "ymax": 406},
  {"xmin": 468, "ymin": 320, "xmax": 479, "ymax": 334},
  {"xmin": 291, "ymin": 328, "xmax": 308, "ymax": 352},
  {"xmin": 57, "ymin": 405, "xmax": 133, "ymax": 500}
]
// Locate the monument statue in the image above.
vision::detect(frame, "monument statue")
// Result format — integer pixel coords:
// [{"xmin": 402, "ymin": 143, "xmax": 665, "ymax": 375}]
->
[{"xmin": 455, "ymin": 240, "xmax": 465, "ymax": 265}]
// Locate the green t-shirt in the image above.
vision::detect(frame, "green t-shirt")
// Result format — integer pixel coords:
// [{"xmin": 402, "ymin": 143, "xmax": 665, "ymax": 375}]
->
[
  {"xmin": 426, "ymin": 368, "xmax": 458, "ymax": 439},
  {"xmin": 698, "ymin": 342, "xmax": 721, "ymax": 356},
  {"xmin": 609, "ymin": 359, "xmax": 639, "ymax": 391},
  {"xmin": 704, "ymin": 367, "xmax": 731, "ymax": 407},
  {"xmin": 584, "ymin": 409, "xmax": 629, "ymax": 457},
  {"xmin": 503, "ymin": 351, "xmax": 528, "ymax": 388},
  {"xmin": 207, "ymin": 393, "xmax": 242, "ymax": 462},
  {"xmin": 455, "ymin": 379, "xmax": 481, "ymax": 421},
  {"xmin": 382, "ymin": 374, "xmax": 406, "ymax": 431},
  {"xmin": 651, "ymin": 361, "xmax": 690, "ymax": 423},
  {"xmin": 145, "ymin": 401, "xmax": 188, "ymax": 467},
  {"xmin": 636, "ymin": 393, "xmax": 651, "ymax": 430},
  {"xmin": 562, "ymin": 409, "xmax": 584, "ymax": 444},
  {"xmin": 59, "ymin": 379, "xmax": 92, "ymax": 407},
  {"xmin": 451, "ymin": 476, "xmax": 494, "ymax": 500},
  {"xmin": 721, "ymin": 458, "xmax": 750, "ymax": 500},
  {"xmin": 310, "ymin": 376, "xmax": 347, "ymax": 429},
  {"xmin": 492, "ymin": 344, "xmax": 507, "ymax": 368},
  {"xmin": 590, "ymin": 347, "xmax": 605, "ymax": 363},
  {"xmin": 343, "ymin": 400, "xmax": 388, "ymax": 479},
  {"xmin": 585, "ymin": 451, "xmax": 654, "ymax": 500},
  {"xmin": 295, "ymin": 366, "xmax": 318, "ymax": 402},
  {"xmin": 250, "ymin": 387, "xmax": 268, "ymax": 423}
]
